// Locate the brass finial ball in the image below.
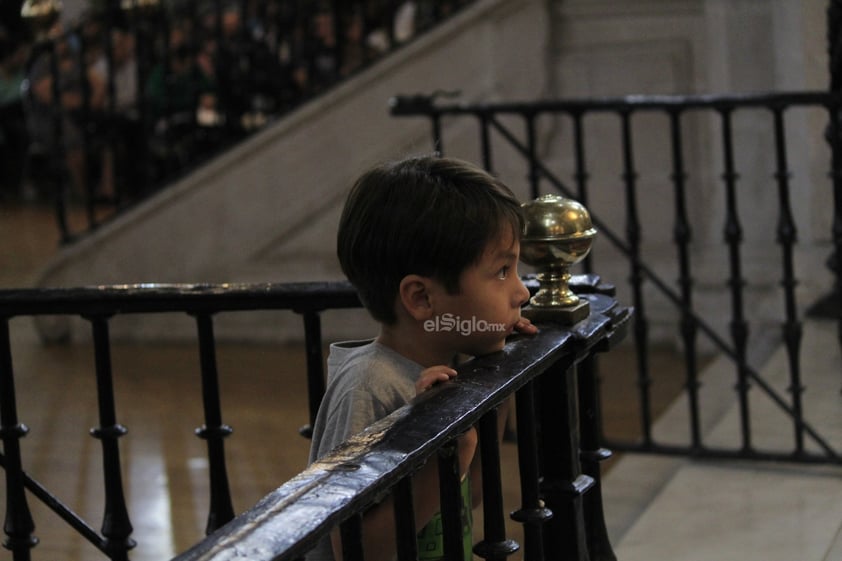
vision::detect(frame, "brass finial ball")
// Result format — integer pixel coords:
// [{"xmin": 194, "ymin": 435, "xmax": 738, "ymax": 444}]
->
[{"xmin": 519, "ymin": 194, "xmax": 597, "ymax": 323}]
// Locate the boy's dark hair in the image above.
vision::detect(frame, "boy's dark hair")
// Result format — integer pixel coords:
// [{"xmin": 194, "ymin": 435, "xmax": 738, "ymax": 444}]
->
[{"xmin": 337, "ymin": 155, "xmax": 524, "ymax": 325}]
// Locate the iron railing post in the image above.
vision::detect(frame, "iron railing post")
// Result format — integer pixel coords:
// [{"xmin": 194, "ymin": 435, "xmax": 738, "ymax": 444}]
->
[
  {"xmin": 87, "ymin": 315, "xmax": 135, "ymax": 560},
  {"xmin": 771, "ymin": 106, "xmax": 806, "ymax": 455},
  {"xmin": 0, "ymin": 319, "xmax": 37, "ymax": 561},
  {"xmin": 193, "ymin": 312, "xmax": 236, "ymax": 534},
  {"xmin": 473, "ymin": 408, "xmax": 519, "ymax": 561},
  {"xmin": 577, "ymin": 355, "xmax": 615, "ymax": 561},
  {"xmin": 510, "ymin": 380, "xmax": 551, "ymax": 561},
  {"xmin": 298, "ymin": 310, "xmax": 325, "ymax": 439},
  {"xmin": 668, "ymin": 108, "xmax": 703, "ymax": 449},
  {"xmin": 538, "ymin": 359, "xmax": 592, "ymax": 561},
  {"xmin": 619, "ymin": 110, "xmax": 652, "ymax": 447},
  {"xmin": 718, "ymin": 107, "xmax": 753, "ymax": 454},
  {"xmin": 437, "ymin": 438, "xmax": 465, "ymax": 561},
  {"xmin": 393, "ymin": 477, "xmax": 418, "ymax": 561}
]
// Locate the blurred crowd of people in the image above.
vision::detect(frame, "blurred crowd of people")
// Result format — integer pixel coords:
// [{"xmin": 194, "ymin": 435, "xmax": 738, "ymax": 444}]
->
[{"xmin": 0, "ymin": 0, "xmax": 471, "ymax": 210}]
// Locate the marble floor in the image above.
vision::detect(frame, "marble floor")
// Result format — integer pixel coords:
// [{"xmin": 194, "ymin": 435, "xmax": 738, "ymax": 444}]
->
[
  {"xmin": 604, "ymin": 319, "xmax": 842, "ymax": 561},
  {"xmin": 2, "ymin": 202, "xmax": 841, "ymax": 561}
]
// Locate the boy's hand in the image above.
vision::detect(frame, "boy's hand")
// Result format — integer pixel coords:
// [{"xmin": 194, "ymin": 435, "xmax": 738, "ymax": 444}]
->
[
  {"xmin": 512, "ymin": 316, "xmax": 538, "ymax": 335},
  {"xmin": 416, "ymin": 365, "xmax": 458, "ymax": 394}
]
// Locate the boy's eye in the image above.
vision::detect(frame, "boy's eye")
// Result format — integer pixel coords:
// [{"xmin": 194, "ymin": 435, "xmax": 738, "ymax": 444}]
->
[{"xmin": 498, "ymin": 265, "xmax": 510, "ymax": 279}]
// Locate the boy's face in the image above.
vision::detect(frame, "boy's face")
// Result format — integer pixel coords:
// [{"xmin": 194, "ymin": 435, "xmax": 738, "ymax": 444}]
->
[{"xmin": 428, "ymin": 227, "xmax": 531, "ymax": 357}]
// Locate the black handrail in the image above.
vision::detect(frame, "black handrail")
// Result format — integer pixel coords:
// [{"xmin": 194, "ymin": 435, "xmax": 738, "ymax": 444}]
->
[{"xmin": 172, "ymin": 293, "xmax": 631, "ymax": 561}]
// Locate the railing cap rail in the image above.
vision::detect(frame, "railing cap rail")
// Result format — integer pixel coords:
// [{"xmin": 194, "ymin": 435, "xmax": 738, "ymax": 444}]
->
[
  {"xmin": 390, "ymin": 90, "xmax": 842, "ymax": 116},
  {"xmin": 0, "ymin": 275, "xmax": 609, "ymax": 318},
  {"xmin": 0, "ymin": 281, "xmax": 361, "ymax": 317}
]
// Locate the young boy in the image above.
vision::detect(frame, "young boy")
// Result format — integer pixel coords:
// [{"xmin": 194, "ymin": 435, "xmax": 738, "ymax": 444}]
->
[{"xmin": 307, "ymin": 155, "xmax": 537, "ymax": 561}]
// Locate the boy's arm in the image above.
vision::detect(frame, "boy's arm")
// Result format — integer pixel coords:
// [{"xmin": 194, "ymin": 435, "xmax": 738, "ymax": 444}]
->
[{"xmin": 330, "ymin": 426, "xmax": 478, "ymax": 561}]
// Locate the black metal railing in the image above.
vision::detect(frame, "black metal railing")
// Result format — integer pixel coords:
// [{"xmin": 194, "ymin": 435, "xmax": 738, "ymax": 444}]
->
[
  {"xmin": 172, "ymin": 285, "xmax": 630, "ymax": 561},
  {"xmin": 12, "ymin": 0, "xmax": 476, "ymax": 242},
  {"xmin": 0, "ymin": 277, "xmax": 629, "ymax": 560},
  {"xmin": 0, "ymin": 281, "xmax": 359, "ymax": 560},
  {"xmin": 389, "ymin": 90, "xmax": 842, "ymax": 466}
]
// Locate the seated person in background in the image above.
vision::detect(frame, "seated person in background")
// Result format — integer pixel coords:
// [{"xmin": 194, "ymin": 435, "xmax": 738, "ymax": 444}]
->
[
  {"xmin": 26, "ymin": 23, "xmax": 107, "ymax": 201},
  {"xmin": 0, "ymin": 30, "xmax": 30, "ymax": 201},
  {"xmin": 90, "ymin": 25, "xmax": 139, "ymax": 199},
  {"xmin": 144, "ymin": 42, "xmax": 218, "ymax": 173},
  {"xmin": 307, "ymin": 155, "xmax": 537, "ymax": 561},
  {"xmin": 145, "ymin": 43, "xmax": 217, "ymax": 127}
]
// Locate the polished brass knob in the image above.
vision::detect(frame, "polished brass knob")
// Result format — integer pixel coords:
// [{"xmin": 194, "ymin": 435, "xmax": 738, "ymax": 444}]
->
[{"xmin": 520, "ymin": 194, "xmax": 597, "ymax": 323}]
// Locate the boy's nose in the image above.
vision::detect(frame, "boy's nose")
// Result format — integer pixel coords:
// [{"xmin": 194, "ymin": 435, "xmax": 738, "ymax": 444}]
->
[{"xmin": 515, "ymin": 277, "xmax": 530, "ymax": 307}]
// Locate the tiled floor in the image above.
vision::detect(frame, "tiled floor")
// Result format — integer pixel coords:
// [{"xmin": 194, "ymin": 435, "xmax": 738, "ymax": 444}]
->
[
  {"xmin": 3, "ymin": 202, "xmax": 842, "ymax": 561},
  {"xmin": 604, "ymin": 319, "xmax": 842, "ymax": 561}
]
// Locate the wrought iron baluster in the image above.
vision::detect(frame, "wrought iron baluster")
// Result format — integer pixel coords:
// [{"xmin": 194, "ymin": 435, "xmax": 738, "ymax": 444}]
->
[
  {"xmin": 433, "ymin": 112, "xmax": 444, "ymax": 155},
  {"xmin": 826, "ymin": 97, "xmax": 842, "ymax": 394},
  {"xmin": 478, "ymin": 110, "xmax": 494, "ymax": 172},
  {"xmin": 830, "ymin": 98, "xmax": 842, "ymax": 394},
  {"xmin": 339, "ymin": 512, "xmax": 363, "ymax": 561},
  {"xmin": 620, "ymin": 109, "xmax": 652, "ymax": 446},
  {"xmin": 525, "ymin": 112, "xmax": 540, "ymax": 200},
  {"xmin": 437, "ymin": 438, "xmax": 465, "ymax": 561},
  {"xmin": 473, "ymin": 408, "xmax": 519, "ymax": 561},
  {"xmin": 298, "ymin": 310, "xmax": 325, "ymax": 439},
  {"xmin": 668, "ymin": 108, "xmax": 702, "ymax": 449},
  {"xmin": 192, "ymin": 312, "xmax": 236, "ymax": 534},
  {"xmin": 771, "ymin": 106, "xmax": 806, "ymax": 455},
  {"xmin": 0, "ymin": 318, "xmax": 38, "ymax": 560},
  {"xmin": 577, "ymin": 356, "xmax": 615, "ymax": 561},
  {"xmin": 572, "ymin": 110, "xmax": 594, "ymax": 275},
  {"xmin": 86, "ymin": 315, "xmax": 135, "ymax": 560},
  {"xmin": 393, "ymin": 477, "xmax": 418, "ymax": 561},
  {"xmin": 812, "ymin": 0, "xmax": 842, "ymax": 393},
  {"xmin": 537, "ymin": 360, "xmax": 592, "ymax": 561},
  {"xmin": 718, "ymin": 107, "xmax": 753, "ymax": 453},
  {"xmin": 510, "ymin": 381, "xmax": 551, "ymax": 561}
]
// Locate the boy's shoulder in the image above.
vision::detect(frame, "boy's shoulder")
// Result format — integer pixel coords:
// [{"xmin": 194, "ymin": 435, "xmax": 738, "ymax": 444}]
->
[{"xmin": 327, "ymin": 339, "xmax": 422, "ymax": 392}]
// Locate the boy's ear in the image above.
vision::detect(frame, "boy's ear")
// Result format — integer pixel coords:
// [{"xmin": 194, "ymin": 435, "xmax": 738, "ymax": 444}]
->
[{"xmin": 398, "ymin": 274, "xmax": 434, "ymax": 321}]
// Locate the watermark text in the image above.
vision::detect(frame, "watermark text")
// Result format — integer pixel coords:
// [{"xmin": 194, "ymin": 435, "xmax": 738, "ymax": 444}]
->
[{"xmin": 423, "ymin": 314, "xmax": 507, "ymax": 336}]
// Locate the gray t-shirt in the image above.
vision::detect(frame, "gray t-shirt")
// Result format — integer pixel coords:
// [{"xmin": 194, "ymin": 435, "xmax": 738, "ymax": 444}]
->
[
  {"xmin": 306, "ymin": 339, "xmax": 423, "ymax": 561},
  {"xmin": 308, "ymin": 339, "xmax": 423, "ymax": 462}
]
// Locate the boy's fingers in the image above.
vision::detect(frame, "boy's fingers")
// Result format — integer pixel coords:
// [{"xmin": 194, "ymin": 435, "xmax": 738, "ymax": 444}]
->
[
  {"xmin": 430, "ymin": 366, "xmax": 457, "ymax": 378},
  {"xmin": 416, "ymin": 367, "xmax": 458, "ymax": 392},
  {"xmin": 514, "ymin": 317, "xmax": 539, "ymax": 334}
]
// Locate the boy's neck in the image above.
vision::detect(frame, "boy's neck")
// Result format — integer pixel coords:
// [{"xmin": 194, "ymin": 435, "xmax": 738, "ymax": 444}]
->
[{"xmin": 376, "ymin": 324, "xmax": 455, "ymax": 368}]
